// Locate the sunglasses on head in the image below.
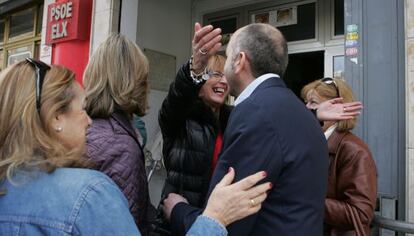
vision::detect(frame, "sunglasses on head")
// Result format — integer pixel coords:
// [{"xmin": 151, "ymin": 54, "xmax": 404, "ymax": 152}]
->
[
  {"xmin": 321, "ymin": 77, "xmax": 340, "ymax": 98},
  {"xmin": 25, "ymin": 58, "xmax": 51, "ymax": 114}
]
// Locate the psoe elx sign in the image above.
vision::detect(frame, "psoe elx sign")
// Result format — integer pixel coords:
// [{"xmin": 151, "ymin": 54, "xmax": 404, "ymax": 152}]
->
[{"xmin": 46, "ymin": 0, "xmax": 88, "ymax": 45}]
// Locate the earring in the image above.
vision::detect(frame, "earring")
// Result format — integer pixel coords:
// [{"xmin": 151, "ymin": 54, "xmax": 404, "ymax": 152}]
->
[{"xmin": 55, "ymin": 126, "xmax": 63, "ymax": 132}]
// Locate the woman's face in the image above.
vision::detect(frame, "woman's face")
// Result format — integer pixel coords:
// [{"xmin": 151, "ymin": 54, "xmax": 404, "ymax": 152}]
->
[
  {"xmin": 199, "ymin": 71, "xmax": 229, "ymax": 110},
  {"xmin": 54, "ymin": 82, "xmax": 92, "ymax": 151},
  {"xmin": 305, "ymin": 91, "xmax": 326, "ymax": 110}
]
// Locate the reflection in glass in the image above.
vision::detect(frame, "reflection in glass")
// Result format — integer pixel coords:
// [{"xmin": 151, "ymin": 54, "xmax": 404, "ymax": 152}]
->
[
  {"xmin": 0, "ymin": 20, "xmax": 4, "ymax": 43},
  {"xmin": 274, "ymin": 3, "xmax": 316, "ymax": 42},
  {"xmin": 9, "ymin": 8, "xmax": 35, "ymax": 40},
  {"xmin": 36, "ymin": 5, "xmax": 44, "ymax": 35},
  {"xmin": 210, "ymin": 17, "xmax": 237, "ymax": 46},
  {"xmin": 7, "ymin": 45, "xmax": 32, "ymax": 66},
  {"xmin": 333, "ymin": 55, "xmax": 345, "ymax": 78},
  {"xmin": 334, "ymin": 0, "xmax": 344, "ymax": 36}
]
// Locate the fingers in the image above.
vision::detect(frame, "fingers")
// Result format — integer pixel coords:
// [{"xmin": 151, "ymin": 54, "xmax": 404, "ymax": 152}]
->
[
  {"xmin": 233, "ymin": 171, "xmax": 267, "ymax": 191},
  {"xmin": 250, "ymin": 192, "xmax": 267, "ymax": 206},
  {"xmin": 194, "ymin": 22, "xmax": 202, "ymax": 33},
  {"xmin": 201, "ymin": 34, "xmax": 222, "ymax": 54},
  {"xmin": 195, "ymin": 28, "xmax": 222, "ymax": 52},
  {"xmin": 342, "ymin": 111, "xmax": 360, "ymax": 117},
  {"xmin": 247, "ymin": 203, "xmax": 262, "ymax": 216},
  {"xmin": 246, "ymin": 182, "xmax": 272, "ymax": 199},
  {"xmin": 193, "ymin": 25, "xmax": 214, "ymax": 45},
  {"xmin": 208, "ymin": 42, "xmax": 223, "ymax": 56},
  {"xmin": 328, "ymin": 97, "xmax": 344, "ymax": 104},
  {"xmin": 343, "ymin": 103, "xmax": 363, "ymax": 112},
  {"xmin": 216, "ymin": 167, "xmax": 235, "ymax": 187},
  {"xmin": 344, "ymin": 101, "xmax": 363, "ymax": 107}
]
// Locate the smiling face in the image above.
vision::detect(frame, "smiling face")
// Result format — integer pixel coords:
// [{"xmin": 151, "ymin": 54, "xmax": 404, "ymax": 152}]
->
[{"xmin": 199, "ymin": 55, "xmax": 229, "ymax": 111}]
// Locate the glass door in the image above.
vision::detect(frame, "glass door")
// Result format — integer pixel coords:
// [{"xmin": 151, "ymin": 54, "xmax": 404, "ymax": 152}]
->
[{"xmin": 324, "ymin": 46, "xmax": 344, "ymax": 78}]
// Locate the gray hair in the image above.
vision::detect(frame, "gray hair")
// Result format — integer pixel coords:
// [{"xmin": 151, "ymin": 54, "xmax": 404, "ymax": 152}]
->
[{"xmin": 232, "ymin": 23, "xmax": 288, "ymax": 78}]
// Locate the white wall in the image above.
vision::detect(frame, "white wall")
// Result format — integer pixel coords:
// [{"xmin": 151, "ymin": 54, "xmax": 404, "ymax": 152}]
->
[
  {"xmin": 120, "ymin": 0, "xmax": 139, "ymax": 43},
  {"xmin": 135, "ymin": 0, "xmax": 192, "ymax": 147},
  {"xmin": 90, "ymin": 0, "xmax": 121, "ymax": 54}
]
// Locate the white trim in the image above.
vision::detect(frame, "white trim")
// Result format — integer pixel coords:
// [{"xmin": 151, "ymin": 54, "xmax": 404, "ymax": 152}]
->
[{"xmin": 324, "ymin": 46, "xmax": 344, "ymax": 78}]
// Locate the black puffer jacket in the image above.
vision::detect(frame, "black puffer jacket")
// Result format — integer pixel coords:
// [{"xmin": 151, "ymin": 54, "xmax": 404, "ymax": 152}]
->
[{"xmin": 159, "ymin": 62, "xmax": 232, "ymax": 207}]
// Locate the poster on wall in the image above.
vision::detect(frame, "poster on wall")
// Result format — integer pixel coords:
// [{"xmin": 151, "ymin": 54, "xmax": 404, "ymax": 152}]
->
[
  {"xmin": 7, "ymin": 51, "xmax": 32, "ymax": 66},
  {"xmin": 251, "ymin": 6, "xmax": 297, "ymax": 27},
  {"xmin": 144, "ymin": 49, "xmax": 176, "ymax": 91}
]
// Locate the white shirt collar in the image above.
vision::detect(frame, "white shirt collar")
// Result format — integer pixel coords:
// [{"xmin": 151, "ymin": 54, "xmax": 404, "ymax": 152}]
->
[
  {"xmin": 324, "ymin": 123, "xmax": 338, "ymax": 140},
  {"xmin": 234, "ymin": 73, "xmax": 280, "ymax": 106}
]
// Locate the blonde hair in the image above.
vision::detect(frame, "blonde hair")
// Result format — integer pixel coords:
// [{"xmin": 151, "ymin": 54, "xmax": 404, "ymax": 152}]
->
[
  {"xmin": 301, "ymin": 78, "xmax": 357, "ymax": 131},
  {"xmin": 0, "ymin": 61, "xmax": 86, "ymax": 190},
  {"xmin": 84, "ymin": 34, "xmax": 149, "ymax": 118},
  {"xmin": 206, "ymin": 54, "xmax": 226, "ymax": 72}
]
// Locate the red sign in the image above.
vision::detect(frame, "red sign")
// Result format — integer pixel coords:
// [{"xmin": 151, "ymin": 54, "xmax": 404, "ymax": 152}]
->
[{"xmin": 46, "ymin": 0, "xmax": 88, "ymax": 45}]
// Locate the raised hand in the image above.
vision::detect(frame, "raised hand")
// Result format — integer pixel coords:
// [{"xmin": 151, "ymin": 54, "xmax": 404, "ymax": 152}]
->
[
  {"xmin": 317, "ymin": 97, "xmax": 363, "ymax": 121},
  {"xmin": 191, "ymin": 22, "xmax": 222, "ymax": 74}
]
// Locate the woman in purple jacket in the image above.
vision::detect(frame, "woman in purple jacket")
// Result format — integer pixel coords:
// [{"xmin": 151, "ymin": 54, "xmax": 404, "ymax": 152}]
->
[{"xmin": 83, "ymin": 34, "xmax": 151, "ymax": 235}]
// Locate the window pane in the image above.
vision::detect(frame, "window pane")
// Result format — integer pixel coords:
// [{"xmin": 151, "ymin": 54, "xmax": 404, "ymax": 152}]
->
[
  {"xmin": 9, "ymin": 8, "xmax": 35, "ymax": 41},
  {"xmin": 277, "ymin": 3, "xmax": 316, "ymax": 42},
  {"xmin": 210, "ymin": 17, "xmax": 237, "ymax": 35},
  {"xmin": 0, "ymin": 50, "xmax": 3, "ymax": 71},
  {"xmin": 36, "ymin": 4, "xmax": 44, "ymax": 35},
  {"xmin": 210, "ymin": 17, "xmax": 237, "ymax": 46},
  {"xmin": 334, "ymin": 0, "xmax": 344, "ymax": 36},
  {"xmin": 7, "ymin": 45, "xmax": 32, "ymax": 66},
  {"xmin": 0, "ymin": 20, "xmax": 4, "ymax": 44},
  {"xmin": 34, "ymin": 42, "xmax": 40, "ymax": 59},
  {"xmin": 333, "ymin": 55, "xmax": 345, "ymax": 78}
]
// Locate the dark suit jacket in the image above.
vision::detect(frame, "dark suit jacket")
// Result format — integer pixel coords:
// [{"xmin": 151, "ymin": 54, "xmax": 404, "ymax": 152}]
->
[{"xmin": 171, "ymin": 76, "xmax": 329, "ymax": 236}]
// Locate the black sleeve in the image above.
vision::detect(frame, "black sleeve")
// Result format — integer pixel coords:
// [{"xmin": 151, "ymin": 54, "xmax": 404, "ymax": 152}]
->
[
  {"xmin": 170, "ymin": 202, "xmax": 203, "ymax": 236},
  {"xmin": 158, "ymin": 61, "xmax": 204, "ymax": 138}
]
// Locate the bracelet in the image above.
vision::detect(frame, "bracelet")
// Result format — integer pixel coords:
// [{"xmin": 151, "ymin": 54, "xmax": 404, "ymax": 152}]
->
[{"xmin": 189, "ymin": 56, "xmax": 207, "ymax": 84}]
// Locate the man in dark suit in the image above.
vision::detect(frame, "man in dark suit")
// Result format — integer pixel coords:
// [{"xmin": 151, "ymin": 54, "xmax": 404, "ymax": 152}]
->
[{"xmin": 164, "ymin": 23, "xmax": 328, "ymax": 236}]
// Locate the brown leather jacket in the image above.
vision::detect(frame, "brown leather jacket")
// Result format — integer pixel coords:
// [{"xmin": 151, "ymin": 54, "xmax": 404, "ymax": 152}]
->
[{"xmin": 324, "ymin": 130, "xmax": 377, "ymax": 236}]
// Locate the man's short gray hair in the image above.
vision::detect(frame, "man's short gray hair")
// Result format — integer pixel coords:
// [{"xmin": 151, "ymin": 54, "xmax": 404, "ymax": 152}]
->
[{"xmin": 233, "ymin": 23, "xmax": 288, "ymax": 78}]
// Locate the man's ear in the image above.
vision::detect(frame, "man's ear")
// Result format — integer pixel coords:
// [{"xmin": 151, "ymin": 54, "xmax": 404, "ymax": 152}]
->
[{"xmin": 234, "ymin": 52, "xmax": 248, "ymax": 74}]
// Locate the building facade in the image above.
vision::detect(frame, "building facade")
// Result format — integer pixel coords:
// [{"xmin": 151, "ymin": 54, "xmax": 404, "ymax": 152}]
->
[{"xmin": 1, "ymin": 0, "xmax": 413, "ymax": 233}]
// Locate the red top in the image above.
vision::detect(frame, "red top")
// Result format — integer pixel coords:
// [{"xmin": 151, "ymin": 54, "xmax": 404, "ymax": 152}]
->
[{"xmin": 212, "ymin": 131, "xmax": 223, "ymax": 171}]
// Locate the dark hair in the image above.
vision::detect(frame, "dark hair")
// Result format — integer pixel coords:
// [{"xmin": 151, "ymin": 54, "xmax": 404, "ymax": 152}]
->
[{"xmin": 235, "ymin": 23, "xmax": 288, "ymax": 78}]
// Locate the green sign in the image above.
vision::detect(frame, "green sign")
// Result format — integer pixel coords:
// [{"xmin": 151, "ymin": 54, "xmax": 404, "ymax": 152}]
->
[{"xmin": 347, "ymin": 24, "xmax": 358, "ymax": 33}]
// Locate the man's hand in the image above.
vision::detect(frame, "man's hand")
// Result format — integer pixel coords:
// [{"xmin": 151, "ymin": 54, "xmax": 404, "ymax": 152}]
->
[
  {"xmin": 317, "ymin": 98, "xmax": 363, "ymax": 121},
  {"xmin": 163, "ymin": 193, "xmax": 189, "ymax": 220}
]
